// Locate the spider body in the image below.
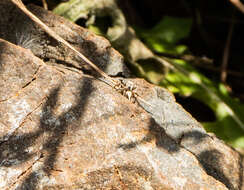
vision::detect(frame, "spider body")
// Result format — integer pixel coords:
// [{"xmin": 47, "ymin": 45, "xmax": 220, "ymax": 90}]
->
[{"xmin": 114, "ymin": 79, "xmax": 137, "ymax": 102}]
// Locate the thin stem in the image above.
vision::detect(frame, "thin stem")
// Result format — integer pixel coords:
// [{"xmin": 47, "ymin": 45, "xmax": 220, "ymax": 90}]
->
[
  {"xmin": 42, "ymin": 0, "xmax": 48, "ymax": 10},
  {"xmin": 229, "ymin": 0, "xmax": 244, "ymax": 13},
  {"xmin": 221, "ymin": 13, "xmax": 235, "ymax": 82}
]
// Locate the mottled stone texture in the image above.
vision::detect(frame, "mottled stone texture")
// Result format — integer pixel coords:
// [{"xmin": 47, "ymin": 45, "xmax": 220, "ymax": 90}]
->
[{"xmin": 0, "ymin": 1, "xmax": 243, "ymax": 190}]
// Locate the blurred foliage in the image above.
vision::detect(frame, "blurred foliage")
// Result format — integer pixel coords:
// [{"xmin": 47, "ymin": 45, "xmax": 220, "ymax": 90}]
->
[
  {"xmin": 53, "ymin": 0, "xmax": 93, "ymax": 22},
  {"xmin": 137, "ymin": 17, "xmax": 192, "ymax": 54},
  {"xmin": 54, "ymin": 0, "xmax": 244, "ymax": 148},
  {"xmin": 138, "ymin": 18, "xmax": 244, "ymax": 147},
  {"xmin": 162, "ymin": 59, "xmax": 244, "ymax": 147}
]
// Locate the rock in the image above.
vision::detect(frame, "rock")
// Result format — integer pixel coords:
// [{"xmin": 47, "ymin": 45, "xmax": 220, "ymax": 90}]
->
[
  {"xmin": 0, "ymin": 1, "xmax": 130, "ymax": 78},
  {"xmin": 0, "ymin": 1, "xmax": 243, "ymax": 190},
  {"xmin": 0, "ymin": 38, "xmax": 227, "ymax": 190}
]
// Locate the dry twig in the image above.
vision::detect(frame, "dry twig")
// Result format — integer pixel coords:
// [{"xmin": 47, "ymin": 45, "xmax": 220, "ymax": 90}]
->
[
  {"xmin": 11, "ymin": 0, "xmax": 117, "ymax": 86},
  {"xmin": 221, "ymin": 13, "xmax": 235, "ymax": 83},
  {"xmin": 41, "ymin": 0, "xmax": 48, "ymax": 10},
  {"xmin": 229, "ymin": 0, "xmax": 244, "ymax": 13}
]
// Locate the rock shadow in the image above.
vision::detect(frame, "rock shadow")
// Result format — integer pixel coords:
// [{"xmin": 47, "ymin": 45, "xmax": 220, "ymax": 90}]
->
[
  {"xmin": 118, "ymin": 118, "xmax": 244, "ymax": 189},
  {"xmin": 0, "ymin": 77, "xmax": 95, "ymax": 189},
  {"xmin": 17, "ymin": 78, "xmax": 94, "ymax": 189},
  {"xmin": 178, "ymin": 129, "xmax": 244, "ymax": 190},
  {"xmin": 118, "ymin": 118, "xmax": 185, "ymax": 153}
]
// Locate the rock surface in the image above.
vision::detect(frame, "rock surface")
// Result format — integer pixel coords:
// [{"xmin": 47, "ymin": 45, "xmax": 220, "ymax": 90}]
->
[{"xmin": 0, "ymin": 1, "xmax": 243, "ymax": 190}]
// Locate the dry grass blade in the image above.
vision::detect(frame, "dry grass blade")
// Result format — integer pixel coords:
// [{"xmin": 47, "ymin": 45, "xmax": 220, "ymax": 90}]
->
[
  {"xmin": 42, "ymin": 0, "xmax": 48, "ymax": 10},
  {"xmin": 229, "ymin": 0, "xmax": 244, "ymax": 13},
  {"xmin": 11, "ymin": 0, "xmax": 117, "ymax": 86},
  {"xmin": 221, "ymin": 13, "xmax": 235, "ymax": 83}
]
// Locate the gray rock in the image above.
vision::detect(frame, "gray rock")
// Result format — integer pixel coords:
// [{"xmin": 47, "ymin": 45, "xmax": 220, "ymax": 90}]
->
[{"xmin": 0, "ymin": 1, "xmax": 130, "ymax": 78}]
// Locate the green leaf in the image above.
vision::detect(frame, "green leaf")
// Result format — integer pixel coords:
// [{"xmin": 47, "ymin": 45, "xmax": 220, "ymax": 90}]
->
[
  {"xmin": 150, "ymin": 16, "xmax": 192, "ymax": 44},
  {"xmin": 204, "ymin": 117, "xmax": 244, "ymax": 148},
  {"xmin": 53, "ymin": 0, "xmax": 93, "ymax": 22},
  {"xmin": 88, "ymin": 25, "xmax": 104, "ymax": 36},
  {"xmin": 137, "ymin": 16, "xmax": 192, "ymax": 54},
  {"xmin": 162, "ymin": 59, "xmax": 244, "ymax": 148}
]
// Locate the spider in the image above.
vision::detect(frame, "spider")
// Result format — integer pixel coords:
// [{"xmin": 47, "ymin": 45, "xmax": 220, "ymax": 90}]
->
[
  {"xmin": 114, "ymin": 79, "xmax": 138, "ymax": 102},
  {"xmin": 113, "ymin": 79, "xmax": 156, "ymax": 113}
]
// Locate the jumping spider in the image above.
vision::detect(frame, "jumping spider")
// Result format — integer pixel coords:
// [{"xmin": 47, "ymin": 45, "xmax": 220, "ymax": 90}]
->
[{"xmin": 114, "ymin": 79, "xmax": 138, "ymax": 103}]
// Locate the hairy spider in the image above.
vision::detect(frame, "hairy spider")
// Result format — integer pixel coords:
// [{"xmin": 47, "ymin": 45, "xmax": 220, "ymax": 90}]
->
[{"xmin": 114, "ymin": 79, "xmax": 137, "ymax": 102}]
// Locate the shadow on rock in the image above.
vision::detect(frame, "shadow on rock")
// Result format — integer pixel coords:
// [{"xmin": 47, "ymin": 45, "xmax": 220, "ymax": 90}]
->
[
  {"xmin": 0, "ymin": 87, "xmax": 60, "ymax": 167},
  {"xmin": 118, "ymin": 118, "xmax": 180, "ymax": 153},
  {"xmin": 17, "ymin": 79, "xmax": 94, "ymax": 189},
  {"xmin": 178, "ymin": 130, "xmax": 244, "ymax": 190},
  {"xmin": 198, "ymin": 149, "xmax": 237, "ymax": 190}
]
